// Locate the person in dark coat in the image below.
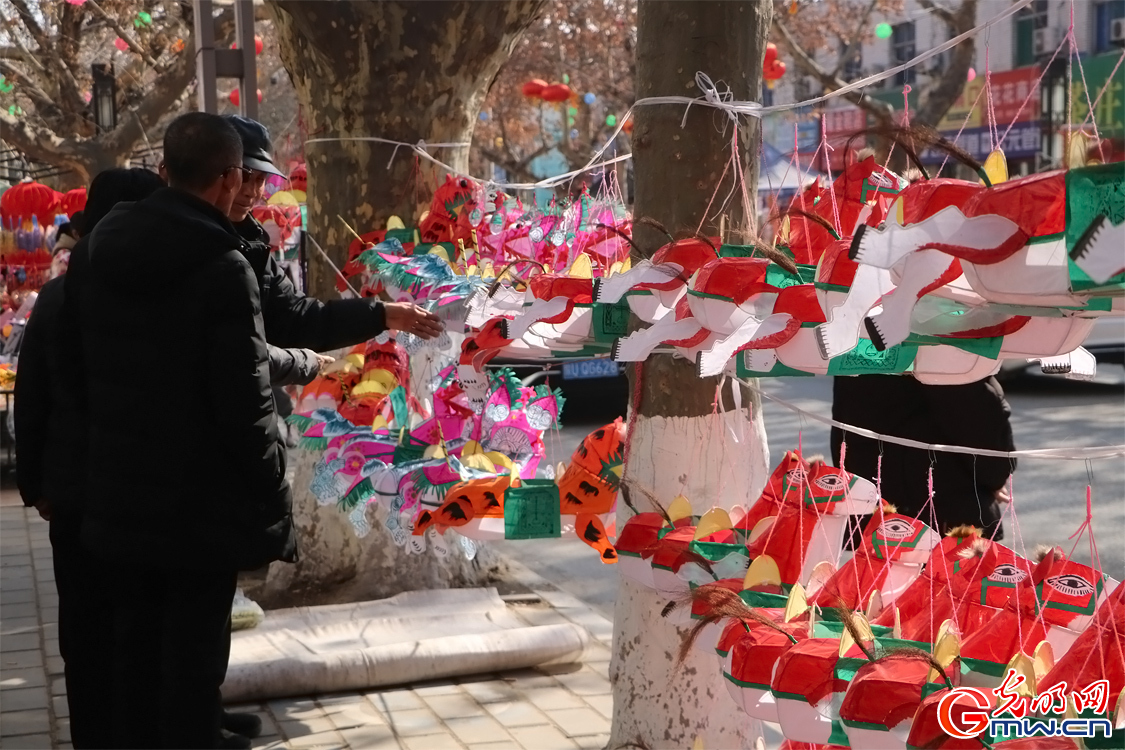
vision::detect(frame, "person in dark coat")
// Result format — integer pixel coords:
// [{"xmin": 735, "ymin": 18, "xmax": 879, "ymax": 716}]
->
[
  {"xmin": 221, "ymin": 115, "xmax": 443, "ymax": 347},
  {"xmin": 16, "ymin": 168, "xmax": 165, "ymax": 750},
  {"xmin": 68, "ymin": 113, "xmax": 289, "ymax": 749},
  {"xmin": 831, "ymin": 374, "xmax": 1016, "ymax": 538}
]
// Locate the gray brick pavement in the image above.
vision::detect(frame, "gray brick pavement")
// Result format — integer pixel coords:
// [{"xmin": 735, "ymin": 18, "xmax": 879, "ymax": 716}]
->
[{"xmin": 0, "ymin": 505, "xmax": 615, "ymax": 749}]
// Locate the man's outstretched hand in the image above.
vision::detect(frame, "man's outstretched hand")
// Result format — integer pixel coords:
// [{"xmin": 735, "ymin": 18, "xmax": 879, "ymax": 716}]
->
[{"xmin": 384, "ymin": 302, "xmax": 444, "ymax": 340}]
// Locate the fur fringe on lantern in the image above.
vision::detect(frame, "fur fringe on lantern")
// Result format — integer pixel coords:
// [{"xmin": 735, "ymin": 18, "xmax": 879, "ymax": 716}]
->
[
  {"xmin": 958, "ymin": 537, "xmax": 992, "ymax": 560},
  {"xmin": 1035, "ymin": 544, "xmax": 1065, "ymax": 562},
  {"xmin": 945, "ymin": 524, "xmax": 981, "ymax": 539},
  {"xmin": 676, "ymin": 584, "xmax": 798, "ymax": 665}
]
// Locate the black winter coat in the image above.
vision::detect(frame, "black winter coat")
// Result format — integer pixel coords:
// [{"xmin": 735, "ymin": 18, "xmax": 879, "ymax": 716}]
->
[
  {"xmin": 831, "ymin": 374, "xmax": 1016, "ymax": 538},
  {"xmin": 235, "ymin": 218, "xmax": 387, "ymax": 351},
  {"xmin": 14, "ymin": 277, "xmax": 86, "ymax": 534},
  {"xmin": 267, "ymin": 344, "xmax": 320, "ymax": 386},
  {"xmin": 69, "ymin": 188, "xmax": 295, "ymax": 571}
]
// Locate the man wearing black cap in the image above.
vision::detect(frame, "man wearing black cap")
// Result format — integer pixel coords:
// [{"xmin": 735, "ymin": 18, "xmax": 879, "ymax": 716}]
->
[{"xmin": 222, "ymin": 115, "xmax": 442, "ymax": 348}]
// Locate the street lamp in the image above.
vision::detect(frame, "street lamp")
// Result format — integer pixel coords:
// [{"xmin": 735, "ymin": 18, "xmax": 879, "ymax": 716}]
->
[{"xmin": 91, "ymin": 63, "xmax": 117, "ymax": 133}]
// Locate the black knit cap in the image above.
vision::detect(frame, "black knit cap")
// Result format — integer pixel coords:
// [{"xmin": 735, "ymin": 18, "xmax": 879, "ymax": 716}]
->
[{"xmin": 223, "ymin": 115, "xmax": 285, "ymax": 177}]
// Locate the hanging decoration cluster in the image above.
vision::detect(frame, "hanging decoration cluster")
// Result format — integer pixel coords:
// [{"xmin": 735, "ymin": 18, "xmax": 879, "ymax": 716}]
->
[
  {"xmin": 615, "ymin": 448, "xmax": 1122, "ymax": 748},
  {"xmin": 763, "ymin": 42, "xmax": 787, "ymax": 88}
]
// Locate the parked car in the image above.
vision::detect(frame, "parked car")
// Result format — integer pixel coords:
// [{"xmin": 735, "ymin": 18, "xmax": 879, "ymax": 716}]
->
[{"xmin": 491, "ymin": 357, "xmax": 629, "ymax": 419}]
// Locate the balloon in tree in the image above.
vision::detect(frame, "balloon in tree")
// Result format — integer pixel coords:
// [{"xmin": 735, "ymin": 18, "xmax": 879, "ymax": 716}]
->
[
  {"xmin": 521, "ymin": 79, "xmax": 547, "ymax": 98},
  {"xmin": 540, "ymin": 83, "xmax": 572, "ymax": 103},
  {"xmin": 875, "ymin": 22, "xmax": 893, "ymax": 39},
  {"xmin": 763, "ymin": 43, "xmax": 786, "ymax": 88}
]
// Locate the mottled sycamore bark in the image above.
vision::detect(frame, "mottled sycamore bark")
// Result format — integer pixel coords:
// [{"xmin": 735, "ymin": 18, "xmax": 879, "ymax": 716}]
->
[
  {"xmin": 610, "ymin": 3, "xmax": 773, "ymax": 747},
  {"xmin": 269, "ymin": 1, "xmax": 544, "ymax": 298},
  {"xmin": 263, "ymin": 1, "xmax": 543, "ymax": 600}
]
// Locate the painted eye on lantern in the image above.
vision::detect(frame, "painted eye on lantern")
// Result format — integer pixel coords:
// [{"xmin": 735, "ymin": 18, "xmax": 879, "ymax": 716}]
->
[
  {"xmin": 1047, "ymin": 574, "xmax": 1095, "ymax": 598},
  {"xmin": 814, "ymin": 474, "xmax": 848, "ymax": 492},
  {"xmin": 785, "ymin": 468, "xmax": 807, "ymax": 486},
  {"xmin": 989, "ymin": 563, "xmax": 1029, "ymax": 583},
  {"xmin": 878, "ymin": 518, "xmax": 915, "ymax": 540}
]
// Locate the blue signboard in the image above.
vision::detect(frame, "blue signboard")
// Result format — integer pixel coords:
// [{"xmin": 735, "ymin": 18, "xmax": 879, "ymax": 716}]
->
[{"xmin": 920, "ymin": 122, "xmax": 1041, "ymax": 164}]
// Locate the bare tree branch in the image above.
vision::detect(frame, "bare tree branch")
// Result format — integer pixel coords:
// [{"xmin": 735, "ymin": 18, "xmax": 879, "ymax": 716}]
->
[
  {"xmin": 772, "ymin": 15, "xmax": 894, "ymax": 125},
  {"xmin": 830, "ymin": 0, "xmax": 881, "ymax": 79},
  {"xmin": 914, "ymin": 0, "xmax": 976, "ymax": 127},
  {"xmin": 916, "ymin": 0, "xmax": 957, "ymax": 25},
  {"xmin": 8, "ymin": 0, "xmax": 46, "ymax": 48},
  {"xmin": 0, "ymin": 8, "xmax": 46, "ymax": 74},
  {"xmin": 0, "ymin": 61, "xmax": 65, "ymax": 121},
  {"xmin": 0, "ymin": 46, "xmax": 31, "ymax": 60},
  {"xmin": 8, "ymin": 0, "xmax": 84, "ymax": 117},
  {"xmin": 103, "ymin": 7, "xmax": 235, "ymax": 152},
  {"xmin": 480, "ymin": 144, "xmax": 550, "ymax": 183},
  {"xmin": 85, "ymin": 0, "xmax": 162, "ymax": 68},
  {"xmin": 0, "ymin": 112, "xmax": 88, "ymax": 174}
]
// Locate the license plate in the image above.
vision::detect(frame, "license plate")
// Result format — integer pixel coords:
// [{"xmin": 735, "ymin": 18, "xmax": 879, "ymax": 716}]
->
[{"xmin": 562, "ymin": 359, "xmax": 620, "ymax": 380}]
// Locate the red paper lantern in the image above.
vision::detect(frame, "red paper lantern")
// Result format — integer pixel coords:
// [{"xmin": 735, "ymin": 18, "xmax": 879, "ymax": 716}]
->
[
  {"xmin": 765, "ymin": 42, "xmax": 778, "ymax": 65},
  {"xmin": 764, "ymin": 59, "xmax": 786, "ymax": 81},
  {"xmin": 521, "ymin": 79, "xmax": 547, "ymax": 98},
  {"xmin": 289, "ymin": 163, "xmax": 307, "ymax": 192},
  {"xmin": 540, "ymin": 83, "xmax": 572, "ymax": 103},
  {"xmin": 58, "ymin": 187, "xmax": 87, "ymax": 218},
  {"xmin": 1, "ymin": 181, "xmax": 62, "ymax": 228},
  {"xmin": 251, "ymin": 204, "xmax": 302, "ymax": 246}
]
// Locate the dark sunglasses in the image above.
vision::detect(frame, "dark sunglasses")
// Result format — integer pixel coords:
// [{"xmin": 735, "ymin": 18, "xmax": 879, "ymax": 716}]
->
[{"xmin": 223, "ymin": 165, "xmax": 254, "ymax": 180}]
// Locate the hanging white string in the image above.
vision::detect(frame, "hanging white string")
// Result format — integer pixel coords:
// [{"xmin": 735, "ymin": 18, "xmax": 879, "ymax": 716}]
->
[
  {"xmin": 305, "ymin": 232, "xmax": 361, "ymax": 298},
  {"xmin": 298, "ymin": 0, "xmax": 1034, "ymax": 195},
  {"xmin": 580, "ymin": 0, "xmax": 1038, "ymax": 172},
  {"xmin": 739, "ymin": 378, "xmax": 1125, "ymax": 461}
]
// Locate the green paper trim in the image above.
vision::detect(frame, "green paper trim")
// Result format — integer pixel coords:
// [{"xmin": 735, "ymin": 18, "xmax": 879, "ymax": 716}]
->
[
  {"xmin": 961, "ymin": 656, "xmax": 1008, "ymax": 678},
  {"xmin": 723, "ymin": 671, "xmax": 772, "ymax": 691}
]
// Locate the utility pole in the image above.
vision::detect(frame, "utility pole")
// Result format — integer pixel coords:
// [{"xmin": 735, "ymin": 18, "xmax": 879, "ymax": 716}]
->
[{"xmin": 193, "ymin": 0, "xmax": 257, "ymax": 119}]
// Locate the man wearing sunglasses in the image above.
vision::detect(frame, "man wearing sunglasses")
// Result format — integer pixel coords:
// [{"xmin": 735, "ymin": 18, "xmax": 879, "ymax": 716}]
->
[{"xmin": 222, "ymin": 116, "xmax": 442, "ymax": 354}]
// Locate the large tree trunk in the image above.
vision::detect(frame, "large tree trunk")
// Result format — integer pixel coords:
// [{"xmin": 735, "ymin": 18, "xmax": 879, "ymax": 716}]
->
[
  {"xmin": 609, "ymin": 3, "xmax": 772, "ymax": 748},
  {"xmin": 262, "ymin": 1, "xmax": 543, "ymax": 601},
  {"xmin": 268, "ymin": 0, "xmax": 544, "ymax": 299}
]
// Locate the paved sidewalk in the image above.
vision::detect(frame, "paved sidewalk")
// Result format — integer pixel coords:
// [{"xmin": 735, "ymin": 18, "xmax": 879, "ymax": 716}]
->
[{"xmin": 0, "ymin": 504, "xmax": 616, "ymax": 750}]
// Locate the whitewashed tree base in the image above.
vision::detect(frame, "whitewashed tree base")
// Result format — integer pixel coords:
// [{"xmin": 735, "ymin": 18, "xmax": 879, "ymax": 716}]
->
[
  {"xmin": 251, "ymin": 448, "xmax": 502, "ymax": 608},
  {"xmin": 610, "ymin": 408, "xmax": 770, "ymax": 749}
]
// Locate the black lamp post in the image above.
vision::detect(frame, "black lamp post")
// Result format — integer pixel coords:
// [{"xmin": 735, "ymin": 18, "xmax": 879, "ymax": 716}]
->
[{"xmin": 91, "ymin": 63, "xmax": 117, "ymax": 133}]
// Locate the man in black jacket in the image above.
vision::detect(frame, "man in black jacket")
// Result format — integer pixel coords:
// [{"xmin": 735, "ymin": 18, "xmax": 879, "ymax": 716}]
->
[
  {"xmin": 222, "ymin": 115, "xmax": 442, "ymax": 349},
  {"xmin": 17, "ymin": 168, "xmax": 166, "ymax": 750},
  {"xmin": 831, "ymin": 374, "xmax": 1016, "ymax": 537},
  {"xmin": 71, "ymin": 113, "xmax": 288, "ymax": 749}
]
